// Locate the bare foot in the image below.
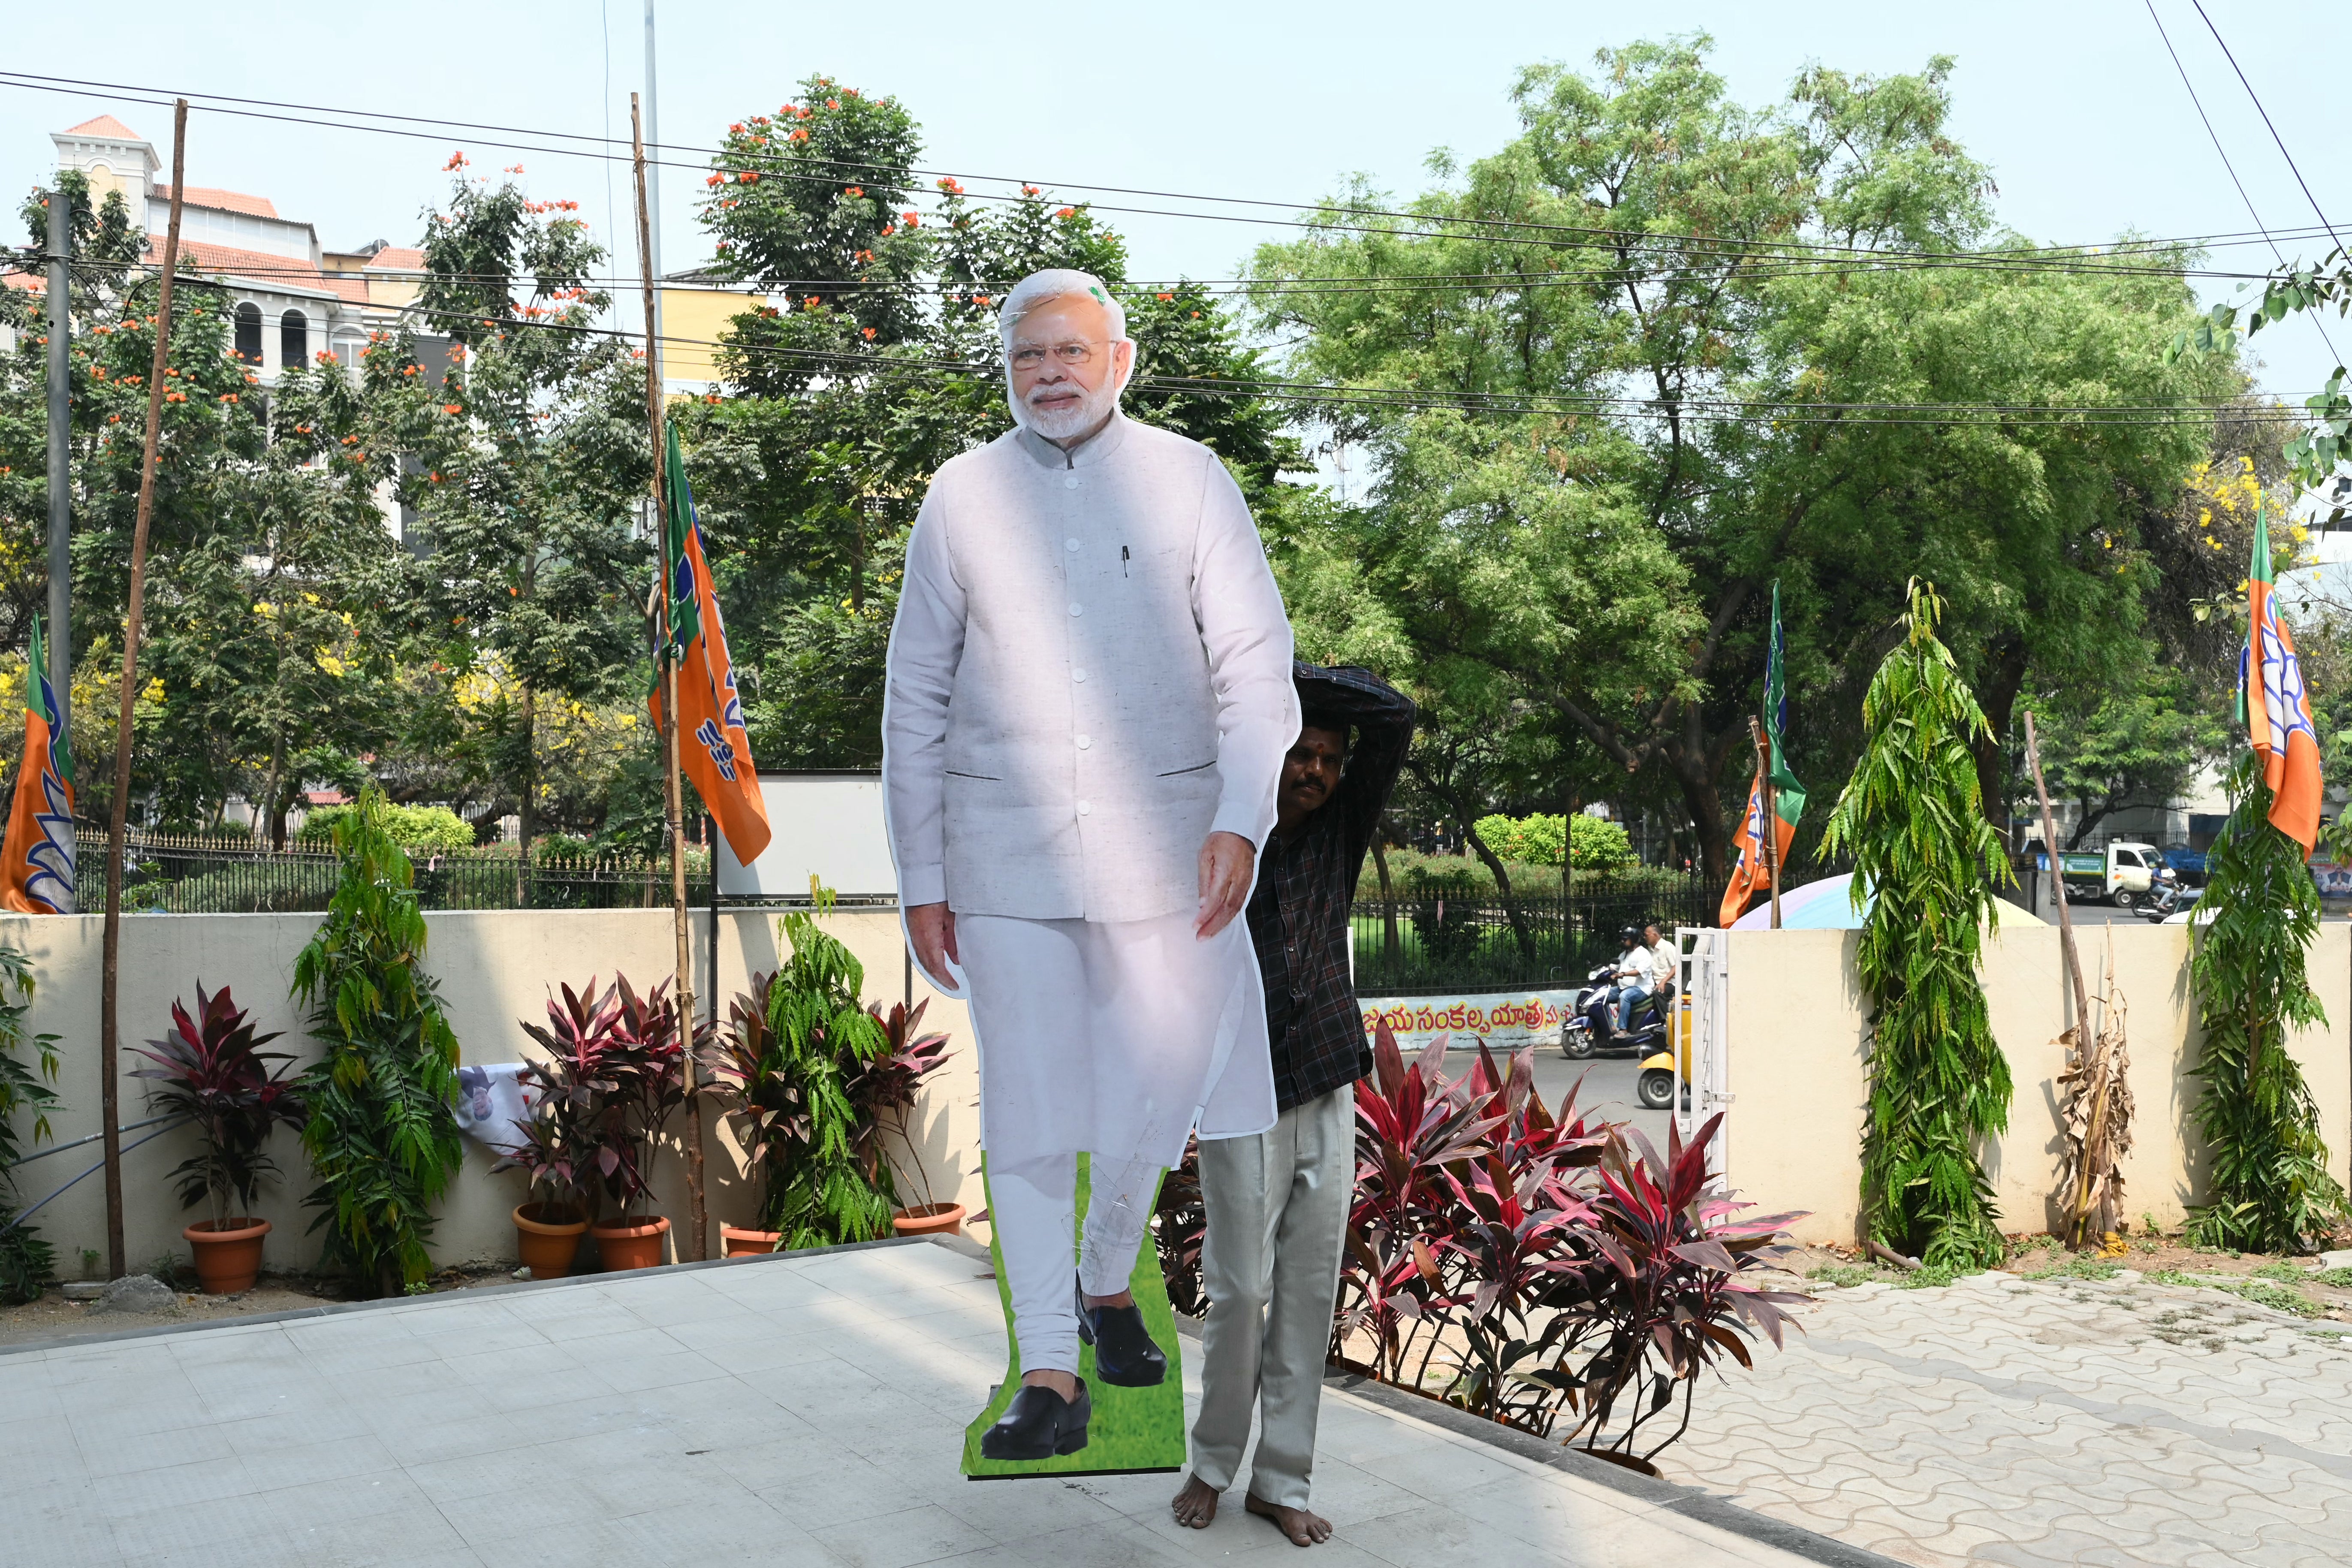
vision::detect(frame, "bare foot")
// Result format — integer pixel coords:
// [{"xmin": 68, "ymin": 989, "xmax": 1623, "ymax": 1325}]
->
[
  {"xmin": 1170, "ymin": 1473, "xmax": 1220, "ymax": 1529},
  {"xmin": 1021, "ymin": 1368, "xmax": 1080, "ymax": 1402},
  {"xmin": 1246, "ymin": 1492, "xmax": 1333, "ymax": 1546}
]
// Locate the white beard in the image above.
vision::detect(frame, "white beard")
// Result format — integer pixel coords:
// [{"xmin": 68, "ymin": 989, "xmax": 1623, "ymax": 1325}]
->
[{"xmin": 1006, "ymin": 362, "xmax": 1125, "ymax": 440}]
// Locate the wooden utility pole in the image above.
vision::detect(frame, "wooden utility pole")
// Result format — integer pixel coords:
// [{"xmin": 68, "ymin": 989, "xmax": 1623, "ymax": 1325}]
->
[
  {"xmin": 631, "ymin": 94, "xmax": 706, "ymax": 1262},
  {"xmin": 99, "ymin": 100, "xmax": 187, "ymax": 1281},
  {"xmin": 1749, "ymin": 718, "xmax": 1782, "ymax": 929}
]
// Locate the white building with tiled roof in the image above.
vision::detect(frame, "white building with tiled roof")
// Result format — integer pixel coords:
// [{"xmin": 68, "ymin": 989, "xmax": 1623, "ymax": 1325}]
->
[{"xmin": 48, "ymin": 113, "xmax": 428, "ymax": 383}]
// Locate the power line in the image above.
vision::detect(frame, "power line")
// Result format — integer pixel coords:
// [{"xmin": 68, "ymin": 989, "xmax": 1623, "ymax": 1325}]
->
[
  {"xmin": 2144, "ymin": 0, "xmax": 2342, "ymax": 363},
  {"xmin": 3, "ymin": 66, "xmax": 2334, "ymax": 281},
  {"xmin": 2190, "ymin": 1, "xmax": 2346, "ymax": 264}
]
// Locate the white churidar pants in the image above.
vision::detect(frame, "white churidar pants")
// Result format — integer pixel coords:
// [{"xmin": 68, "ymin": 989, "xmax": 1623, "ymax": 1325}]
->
[
  {"xmin": 954, "ymin": 908, "xmax": 1277, "ymax": 1380},
  {"xmin": 988, "ymin": 1151, "xmax": 1160, "ymax": 1376},
  {"xmin": 1189, "ymin": 1085, "xmax": 1354, "ymax": 1508},
  {"xmin": 954, "ymin": 910, "xmax": 1276, "ymax": 1171}
]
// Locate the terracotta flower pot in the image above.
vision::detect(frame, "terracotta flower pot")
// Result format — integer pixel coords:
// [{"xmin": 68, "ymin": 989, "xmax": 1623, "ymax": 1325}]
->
[
  {"xmin": 184, "ymin": 1217, "xmax": 269, "ymax": 1294},
  {"xmin": 591, "ymin": 1213, "xmax": 672, "ymax": 1272},
  {"xmin": 892, "ymin": 1202, "xmax": 966, "ymax": 1238},
  {"xmin": 513, "ymin": 1203, "xmax": 588, "ymax": 1280},
  {"xmin": 720, "ymin": 1224, "xmax": 783, "ymax": 1258}
]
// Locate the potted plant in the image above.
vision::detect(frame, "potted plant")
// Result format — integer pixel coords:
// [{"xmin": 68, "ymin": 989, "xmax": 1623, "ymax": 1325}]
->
[
  {"xmin": 850, "ymin": 998, "xmax": 957, "ymax": 1235},
  {"xmin": 700, "ymin": 913, "xmax": 896, "ymax": 1252},
  {"xmin": 500, "ymin": 987, "xmax": 598, "ymax": 1279},
  {"xmin": 513, "ymin": 975, "xmax": 691, "ymax": 1272},
  {"xmin": 700, "ymin": 976, "xmax": 789, "ymax": 1257},
  {"xmin": 129, "ymin": 985, "xmax": 306, "ymax": 1294}
]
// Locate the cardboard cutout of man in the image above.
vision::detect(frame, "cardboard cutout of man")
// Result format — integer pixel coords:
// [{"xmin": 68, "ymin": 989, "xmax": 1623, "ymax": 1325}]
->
[{"xmin": 883, "ymin": 268, "xmax": 1297, "ymax": 1462}]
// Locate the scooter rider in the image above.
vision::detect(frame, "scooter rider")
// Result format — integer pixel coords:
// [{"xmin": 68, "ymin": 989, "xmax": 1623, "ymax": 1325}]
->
[{"xmin": 1608, "ymin": 926, "xmax": 1658, "ymax": 1034}]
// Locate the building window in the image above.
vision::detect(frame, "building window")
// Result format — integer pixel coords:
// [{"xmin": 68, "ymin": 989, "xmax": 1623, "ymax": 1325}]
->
[
  {"xmin": 233, "ymin": 303, "xmax": 262, "ymax": 365},
  {"xmin": 280, "ymin": 310, "xmax": 308, "ymax": 368}
]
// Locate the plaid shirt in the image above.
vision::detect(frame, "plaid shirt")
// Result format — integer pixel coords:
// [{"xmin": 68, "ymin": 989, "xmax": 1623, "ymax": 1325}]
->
[{"xmin": 1248, "ymin": 664, "xmax": 1415, "ymax": 1112}]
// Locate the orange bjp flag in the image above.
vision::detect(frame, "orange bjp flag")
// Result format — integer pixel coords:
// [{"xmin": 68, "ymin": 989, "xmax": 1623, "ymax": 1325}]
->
[
  {"xmin": 2241, "ymin": 505, "xmax": 2323, "ymax": 857},
  {"xmin": 649, "ymin": 421, "xmax": 771, "ymax": 866},
  {"xmin": 1, "ymin": 613, "xmax": 76, "ymax": 914}
]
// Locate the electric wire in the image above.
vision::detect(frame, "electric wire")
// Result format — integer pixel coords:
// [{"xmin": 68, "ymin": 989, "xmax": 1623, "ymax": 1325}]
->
[
  {"xmin": 2190, "ymin": 1, "xmax": 2346, "ymax": 264},
  {"xmin": 5, "ymin": 66, "xmax": 2336, "ymax": 281},
  {"xmin": 2145, "ymin": 1, "xmax": 2342, "ymax": 363}
]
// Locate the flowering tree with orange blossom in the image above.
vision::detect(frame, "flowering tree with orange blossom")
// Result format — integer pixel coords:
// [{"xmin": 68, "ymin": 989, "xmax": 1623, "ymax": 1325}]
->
[{"xmin": 673, "ymin": 74, "xmax": 1303, "ymax": 771}]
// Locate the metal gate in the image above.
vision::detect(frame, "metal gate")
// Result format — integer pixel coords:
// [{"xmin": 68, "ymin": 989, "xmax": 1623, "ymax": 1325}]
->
[{"xmin": 1675, "ymin": 927, "xmax": 1732, "ymax": 1183}]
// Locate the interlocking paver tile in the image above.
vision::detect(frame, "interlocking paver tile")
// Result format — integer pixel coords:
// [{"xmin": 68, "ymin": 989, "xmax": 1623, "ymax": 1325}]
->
[{"xmin": 1657, "ymin": 1269, "xmax": 2352, "ymax": 1568}]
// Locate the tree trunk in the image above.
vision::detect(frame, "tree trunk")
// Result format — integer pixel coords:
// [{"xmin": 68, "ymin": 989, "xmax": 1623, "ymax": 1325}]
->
[
  {"xmin": 257, "ymin": 730, "xmax": 284, "ymax": 851},
  {"xmin": 515, "ymin": 680, "xmax": 537, "ymax": 905},
  {"xmin": 1973, "ymin": 639, "xmax": 2028, "ymax": 848},
  {"xmin": 1458, "ymin": 815, "xmax": 1536, "ymax": 958},
  {"xmin": 1371, "ymin": 830, "xmax": 1401, "ymax": 967},
  {"xmin": 1670, "ymin": 744, "xmax": 1734, "ymax": 887}
]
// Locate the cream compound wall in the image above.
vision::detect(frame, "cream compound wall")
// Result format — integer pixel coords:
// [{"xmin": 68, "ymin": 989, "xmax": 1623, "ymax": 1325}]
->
[
  {"xmin": 0, "ymin": 908, "xmax": 980, "ymax": 1278},
  {"xmin": 1726, "ymin": 923, "xmax": 2352, "ymax": 1246}
]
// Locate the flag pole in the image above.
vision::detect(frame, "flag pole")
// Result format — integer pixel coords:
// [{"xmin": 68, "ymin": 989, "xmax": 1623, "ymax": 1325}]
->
[
  {"xmin": 631, "ymin": 93, "xmax": 706, "ymax": 1262},
  {"xmin": 1749, "ymin": 718, "xmax": 1781, "ymax": 929},
  {"xmin": 99, "ymin": 99, "xmax": 186, "ymax": 1281}
]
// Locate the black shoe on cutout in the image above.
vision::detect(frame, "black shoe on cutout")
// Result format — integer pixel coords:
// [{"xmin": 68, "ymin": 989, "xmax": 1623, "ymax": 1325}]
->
[
  {"xmin": 980, "ymin": 1380, "xmax": 1092, "ymax": 1461},
  {"xmin": 1075, "ymin": 1275, "xmax": 1168, "ymax": 1387}
]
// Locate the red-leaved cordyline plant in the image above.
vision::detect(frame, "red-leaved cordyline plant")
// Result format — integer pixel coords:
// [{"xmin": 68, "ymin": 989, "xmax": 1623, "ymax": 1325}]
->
[
  {"xmin": 507, "ymin": 976, "xmax": 700, "ymax": 1221},
  {"xmin": 1332, "ymin": 1025, "xmax": 1806, "ymax": 1468}
]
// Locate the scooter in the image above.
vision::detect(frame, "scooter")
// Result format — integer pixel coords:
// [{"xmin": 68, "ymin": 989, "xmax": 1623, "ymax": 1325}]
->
[
  {"xmin": 2135, "ymin": 873, "xmax": 2195, "ymax": 922},
  {"xmin": 1560, "ymin": 962, "xmax": 1672, "ymax": 1061}
]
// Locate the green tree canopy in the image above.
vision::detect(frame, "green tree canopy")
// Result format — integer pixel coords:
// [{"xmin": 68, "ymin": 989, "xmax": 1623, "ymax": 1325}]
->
[{"xmin": 1254, "ymin": 36, "xmax": 2240, "ymax": 878}]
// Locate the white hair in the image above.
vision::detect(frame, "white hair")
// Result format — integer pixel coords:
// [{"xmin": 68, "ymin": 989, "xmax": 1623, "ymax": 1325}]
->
[
  {"xmin": 999, "ymin": 268, "xmax": 1134, "ymax": 438},
  {"xmin": 998, "ymin": 268, "xmax": 1127, "ymax": 346}
]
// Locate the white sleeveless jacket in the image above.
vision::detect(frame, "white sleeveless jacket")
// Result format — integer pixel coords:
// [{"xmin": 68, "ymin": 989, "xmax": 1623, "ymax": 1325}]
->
[{"xmin": 882, "ymin": 414, "xmax": 1298, "ymax": 922}]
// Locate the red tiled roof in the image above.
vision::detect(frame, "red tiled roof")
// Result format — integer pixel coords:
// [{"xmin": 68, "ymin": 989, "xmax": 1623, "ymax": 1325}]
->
[
  {"xmin": 156, "ymin": 185, "xmax": 280, "ymax": 220},
  {"xmin": 365, "ymin": 247, "xmax": 427, "ymax": 270},
  {"xmin": 326, "ymin": 277, "xmax": 370, "ymax": 304},
  {"xmin": 63, "ymin": 114, "xmax": 145, "ymax": 142},
  {"xmin": 2, "ymin": 271, "xmax": 42, "ymax": 296},
  {"xmin": 149, "ymin": 238, "xmax": 326, "ymax": 289}
]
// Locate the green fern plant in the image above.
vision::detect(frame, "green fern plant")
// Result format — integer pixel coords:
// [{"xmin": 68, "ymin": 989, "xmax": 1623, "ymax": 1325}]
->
[
  {"xmin": 1819, "ymin": 581, "xmax": 2014, "ymax": 1269},
  {"xmin": 699, "ymin": 913, "xmax": 892, "ymax": 1249},
  {"xmin": 292, "ymin": 788, "xmax": 465, "ymax": 1296},
  {"xmin": 0, "ymin": 945, "xmax": 60, "ymax": 1304},
  {"xmin": 2184, "ymin": 754, "xmax": 2347, "ymax": 1251}
]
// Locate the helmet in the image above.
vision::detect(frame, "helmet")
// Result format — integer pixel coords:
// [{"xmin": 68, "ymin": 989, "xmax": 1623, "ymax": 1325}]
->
[{"xmin": 1619, "ymin": 926, "xmax": 1641, "ymax": 944}]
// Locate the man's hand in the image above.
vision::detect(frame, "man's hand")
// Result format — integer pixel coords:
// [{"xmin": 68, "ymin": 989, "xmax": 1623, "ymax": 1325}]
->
[
  {"xmin": 907, "ymin": 902, "xmax": 962, "ymax": 993},
  {"xmin": 1196, "ymin": 831, "xmax": 1256, "ymax": 940}
]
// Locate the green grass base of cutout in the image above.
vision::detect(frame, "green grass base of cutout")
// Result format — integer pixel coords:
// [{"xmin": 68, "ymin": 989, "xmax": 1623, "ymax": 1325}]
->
[{"xmin": 961, "ymin": 1152, "xmax": 1188, "ymax": 1479}]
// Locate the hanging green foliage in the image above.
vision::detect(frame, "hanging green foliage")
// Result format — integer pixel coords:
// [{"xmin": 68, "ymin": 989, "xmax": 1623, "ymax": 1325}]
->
[
  {"xmin": 1820, "ymin": 581, "xmax": 2014, "ymax": 1269},
  {"xmin": 2185, "ymin": 754, "xmax": 2347, "ymax": 1251},
  {"xmin": 292, "ymin": 787, "xmax": 465, "ymax": 1295},
  {"xmin": 0, "ymin": 944, "xmax": 60, "ymax": 1304}
]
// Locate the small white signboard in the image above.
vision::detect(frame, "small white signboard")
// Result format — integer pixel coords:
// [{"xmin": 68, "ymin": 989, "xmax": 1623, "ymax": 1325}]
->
[{"xmin": 716, "ymin": 772, "xmax": 898, "ymax": 899}]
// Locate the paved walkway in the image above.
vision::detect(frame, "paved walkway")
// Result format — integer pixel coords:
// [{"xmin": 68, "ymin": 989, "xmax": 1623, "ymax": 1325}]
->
[
  {"xmin": 4, "ymin": 1239, "xmax": 1840, "ymax": 1567},
  {"xmin": 1661, "ymin": 1268, "xmax": 2352, "ymax": 1568}
]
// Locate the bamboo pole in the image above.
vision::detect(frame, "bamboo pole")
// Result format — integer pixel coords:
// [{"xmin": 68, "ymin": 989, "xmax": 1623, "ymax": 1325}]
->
[
  {"xmin": 2023, "ymin": 712, "xmax": 2092, "ymax": 1034},
  {"xmin": 2025, "ymin": 710, "xmax": 2114, "ymax": 1247},
  {"xmin": 1749, "ymin": 718, "xmax": 1782, "ymax": 929},
  {"xmin": 98, "ymin": 100, "xmax": 186, "ymax": 1281},
  {"xmin": 631, "ymin": 94, "xmax": 706, "ymax": 1261}
]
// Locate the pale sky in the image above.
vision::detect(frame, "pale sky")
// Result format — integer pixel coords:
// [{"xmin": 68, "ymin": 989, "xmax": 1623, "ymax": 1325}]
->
[{"xmin": 4, "ymin": 0, "xmax": 2345, "ymax": 401}]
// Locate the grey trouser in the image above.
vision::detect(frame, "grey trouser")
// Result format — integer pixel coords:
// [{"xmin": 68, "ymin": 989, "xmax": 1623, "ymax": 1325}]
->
[{"xmin": 1189, "ymin": 1084, "xmax": 1354, "ymax": 1509}]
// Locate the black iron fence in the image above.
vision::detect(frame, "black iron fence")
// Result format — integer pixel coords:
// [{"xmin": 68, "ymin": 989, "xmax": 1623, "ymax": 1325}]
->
[
  {"xmin": 1351, "ymin": 875, "xmax": 1720, "ymax": 995},
  {"xmin": 72, "ymin": 832, "xmax": 713, "ymax": 914}
]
